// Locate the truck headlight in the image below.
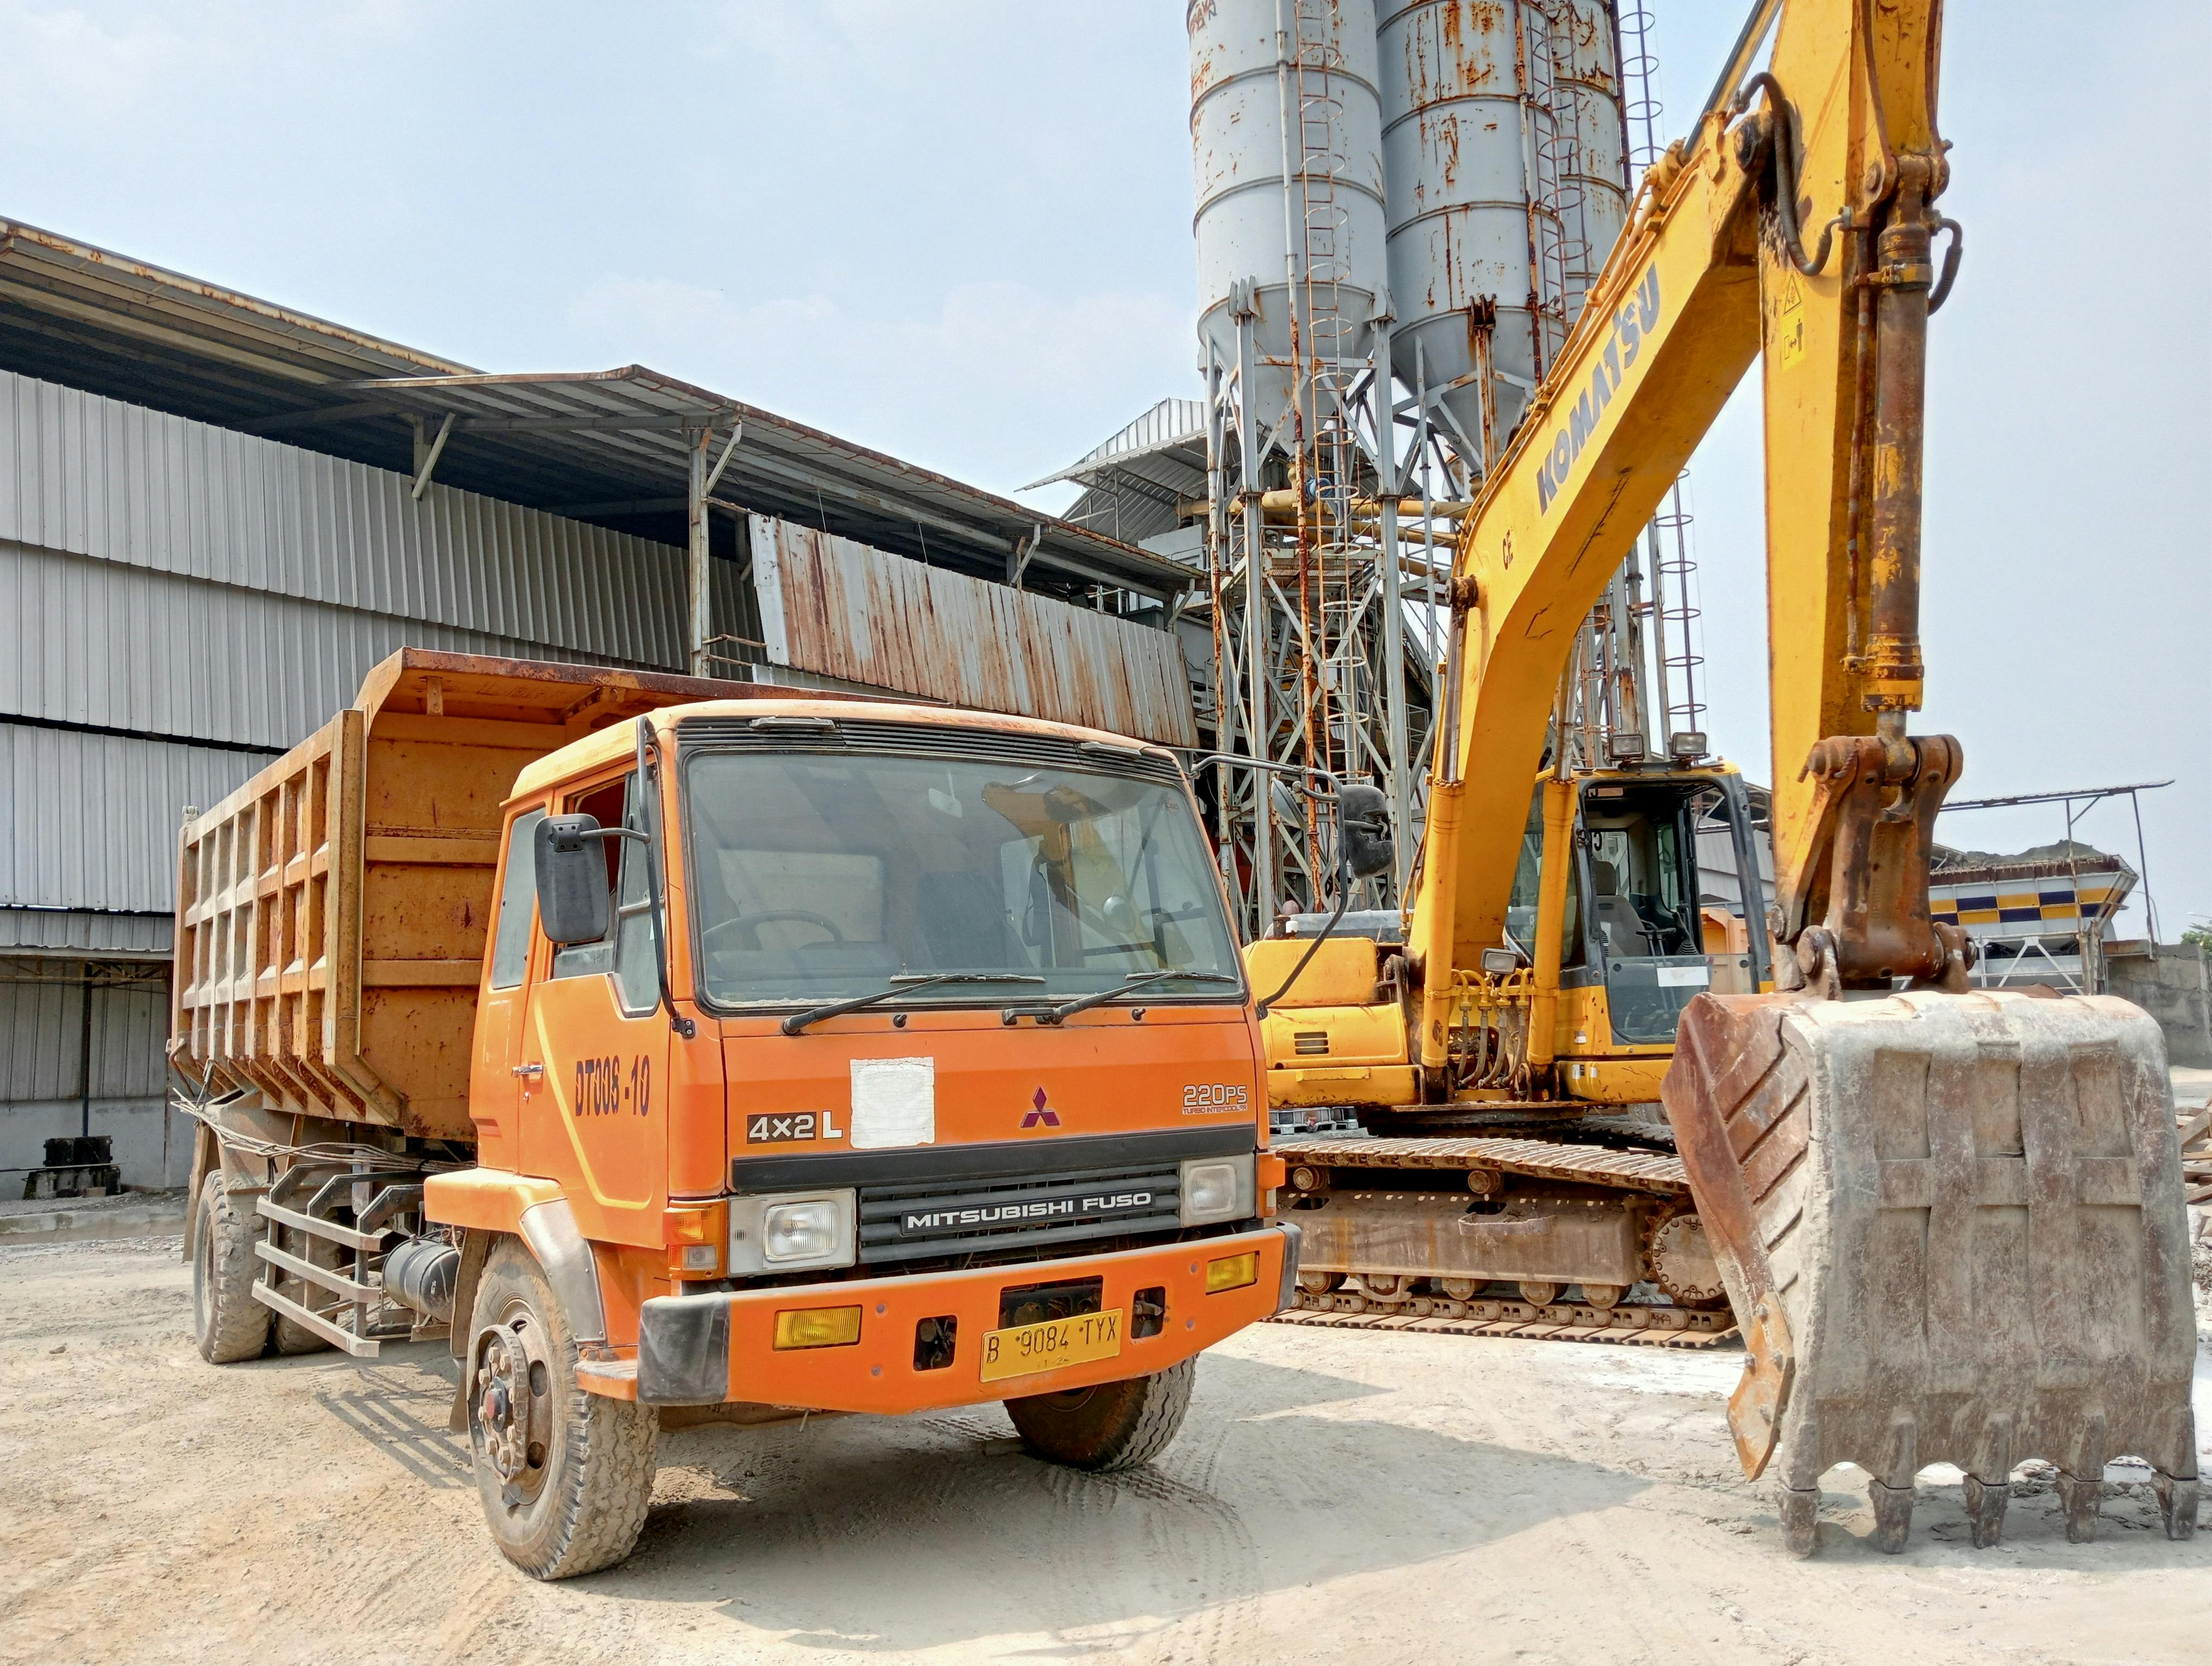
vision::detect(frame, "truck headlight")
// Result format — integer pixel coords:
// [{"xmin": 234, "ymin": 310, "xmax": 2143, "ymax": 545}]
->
[
  {"xmin": 765, "ymin": 1200, "xmax": 841, "ymax": 1262},
  {"xmin": 729, "ymin": 1189, "xmax": 856, "ymax": 1274},
  {"xmin": 1180, "ymin": 1154, "xmax": 1256, "ymax": 1226}
]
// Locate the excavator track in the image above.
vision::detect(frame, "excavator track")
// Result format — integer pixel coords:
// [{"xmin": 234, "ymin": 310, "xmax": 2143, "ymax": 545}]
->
[
  {"xmin": 1271, "ymin": 1296, "xmax": 1737, "ymax": 1346},
  {"xmin": 1269, "ymin": 1130, "xmax": 1738, "ymax": 1345}
]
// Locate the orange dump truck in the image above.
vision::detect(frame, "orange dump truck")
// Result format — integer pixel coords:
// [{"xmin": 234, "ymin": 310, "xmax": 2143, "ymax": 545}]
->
[{"xmin": 173, "ymin": 649, "xmax": 1294, "ymax": 1577}]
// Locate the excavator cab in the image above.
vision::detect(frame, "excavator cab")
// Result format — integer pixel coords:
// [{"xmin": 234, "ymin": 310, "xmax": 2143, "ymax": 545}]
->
[
  {"xmin": 1505, "ymin": 766, "xmax": 1770, "ymax": 1067},
  {"xmin": 1598, "ymin": 771, "xmax": 1764, "ymax": 1035}
]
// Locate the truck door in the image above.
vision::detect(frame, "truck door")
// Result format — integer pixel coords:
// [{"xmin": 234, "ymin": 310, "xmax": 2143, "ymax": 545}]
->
[
  {"xmin": 469, "ymin": 806, "xmax": 546, "ymax": 1171},
  {"xmin": 518, "ymin": 771, "xmax": 672, "ymax": 1248}
]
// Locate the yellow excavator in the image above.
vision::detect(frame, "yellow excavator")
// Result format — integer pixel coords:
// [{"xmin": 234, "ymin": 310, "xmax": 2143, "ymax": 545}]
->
[{"xmin": 1247, "ymin": 0, "xmax": 2199, "ymax": 1554}]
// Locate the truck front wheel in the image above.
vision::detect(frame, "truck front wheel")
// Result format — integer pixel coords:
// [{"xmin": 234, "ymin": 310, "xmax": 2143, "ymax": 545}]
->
[
  {"xmin": 1005, "ymin": 1357, "xmax": 1195, "ymax": 1471},
  {"xmin": 464, "ymin": 1239, "xmax": 659, "ymax": 1579},
  {"xmin": 191, "ymin": 1171, "xmax": 272, "ymax": 1364}
]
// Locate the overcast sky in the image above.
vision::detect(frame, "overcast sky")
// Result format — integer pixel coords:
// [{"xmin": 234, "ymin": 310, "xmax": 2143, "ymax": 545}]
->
[{"xmin": 4, "ymin": 1, "xmax": 2205, "ymax": 936}]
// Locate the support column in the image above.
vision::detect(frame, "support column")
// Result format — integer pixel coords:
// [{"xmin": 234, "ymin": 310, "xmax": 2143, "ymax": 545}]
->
[
  {"xmin": 686, "ymin": 427, "xmax": 711, "ymax": 678},
  {"xmin": 1236, "ymin": 297, "xmax": 1273, "ymax": 929},
  {"xmin": 1372, "ymin": 311, "xmax": 1410, "ymax": 898}
]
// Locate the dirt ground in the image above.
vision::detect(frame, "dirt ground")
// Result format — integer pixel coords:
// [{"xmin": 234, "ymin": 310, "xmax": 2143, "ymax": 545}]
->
[{"xmin": 0, "ymin": 1235, "xmax": 2205, "ymax": 1666}]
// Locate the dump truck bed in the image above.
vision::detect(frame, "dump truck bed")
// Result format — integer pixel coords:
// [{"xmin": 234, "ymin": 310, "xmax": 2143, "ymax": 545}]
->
[{"xmin": 169, "ymin": 649, "xmax": 820, "ymax": 1139}]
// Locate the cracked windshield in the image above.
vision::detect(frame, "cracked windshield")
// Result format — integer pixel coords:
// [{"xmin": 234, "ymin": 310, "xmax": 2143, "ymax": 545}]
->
[{"xmin": 683, "ymin": 749, "xmax": 1241, "ymax": 1007}]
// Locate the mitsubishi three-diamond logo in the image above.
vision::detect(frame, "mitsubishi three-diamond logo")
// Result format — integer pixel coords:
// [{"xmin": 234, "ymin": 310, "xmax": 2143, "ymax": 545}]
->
[{"xmin": 1021, "ymin": 1086, "xmax": 1061, "ymax": 1130}]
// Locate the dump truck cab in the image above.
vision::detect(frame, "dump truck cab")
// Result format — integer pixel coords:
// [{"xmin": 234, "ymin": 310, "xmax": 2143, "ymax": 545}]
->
[{"xmin": 434, "ymin": 697, "xmax": 1292, "ymax": 1419}]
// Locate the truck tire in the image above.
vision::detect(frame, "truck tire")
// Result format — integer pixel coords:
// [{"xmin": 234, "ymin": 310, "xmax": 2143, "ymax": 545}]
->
[
  {"xmin": 464, "ymin": 1238, "xmax": 659, "ymax": 1579},
  {"xmin": 1005, "ymin": 1356, "xmax": 1195, "ymax": 1471},
  {"xmin": 192, "ymin": 1172, "xmax": 272, "ymax": 1364},
  {"xmin": 269, "ymin": 1224, "xmax": 340, "ymax": 1355}
]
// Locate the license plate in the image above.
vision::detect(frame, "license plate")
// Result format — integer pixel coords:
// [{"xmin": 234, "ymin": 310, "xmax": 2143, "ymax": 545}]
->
[{"xmin": 978, "ymin": 1308, "xmax": 1124, "ymax": 1383}]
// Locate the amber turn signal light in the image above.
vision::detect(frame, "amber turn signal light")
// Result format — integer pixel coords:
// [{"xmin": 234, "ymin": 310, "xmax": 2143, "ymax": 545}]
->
[
  {"xmin": 773, "ymin": 1305, "xmax": 863, "ymax": 1349},
  {"xmin": 665, "ymin": 1200, "xmax": 729, "ymax": 1278},
  {"xmin": 1205, "ymin": 1251, "xmax": 1259, "ymax": 1293}
]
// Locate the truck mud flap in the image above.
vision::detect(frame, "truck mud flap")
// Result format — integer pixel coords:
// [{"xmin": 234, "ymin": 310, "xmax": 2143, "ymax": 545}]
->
[{"xmin": 1663, "ymin": 989, "xmax": 2200, "ymax": 1554}]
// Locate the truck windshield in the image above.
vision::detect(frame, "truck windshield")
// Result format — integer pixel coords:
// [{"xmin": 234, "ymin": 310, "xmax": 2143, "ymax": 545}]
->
[{"xmin": 682, "ymin": 750, "xmax": 1242, "ymax": 1008}]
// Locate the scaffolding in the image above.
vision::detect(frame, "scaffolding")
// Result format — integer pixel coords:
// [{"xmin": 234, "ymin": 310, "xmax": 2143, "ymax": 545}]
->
[{"xmin": 1185, "ymin": 2, "xmax": 1705, "ymax": 934}]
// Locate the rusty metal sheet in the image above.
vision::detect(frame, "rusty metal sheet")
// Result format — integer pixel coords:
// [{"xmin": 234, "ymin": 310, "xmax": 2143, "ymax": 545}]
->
[{"xmin": 750, "ymin": 516, "xmax": 1198, "ymax": 748}]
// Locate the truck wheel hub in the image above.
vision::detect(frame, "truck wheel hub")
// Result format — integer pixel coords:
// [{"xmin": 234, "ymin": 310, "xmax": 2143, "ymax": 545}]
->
[{"xmin": 472, "ymin": 1312, "xmax": 552, "ymax": 1495}]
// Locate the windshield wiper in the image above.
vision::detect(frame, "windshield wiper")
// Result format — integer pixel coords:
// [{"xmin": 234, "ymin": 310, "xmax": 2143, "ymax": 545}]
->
[
  {"xmin": 780, "ymin": 973, "xmax": 1045, "ymax": 1036},
  {"xmin": 1024, "ymin": 970, "xmax": 1243, "ymax": 1027}
]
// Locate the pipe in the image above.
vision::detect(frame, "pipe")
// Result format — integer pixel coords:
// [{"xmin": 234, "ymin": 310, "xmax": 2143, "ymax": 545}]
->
[{"xmin": 1252, "ymin": 489, "xmax": 1476, "ymax": 518}]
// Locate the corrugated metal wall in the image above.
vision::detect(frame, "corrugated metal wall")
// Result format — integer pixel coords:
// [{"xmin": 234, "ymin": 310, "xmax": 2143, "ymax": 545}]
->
[
  {"xmin": 0, "ymin": 363, "xmax": 757, "ymax": 937},
  {"xmin": 0, "ymin": 368, "xmax": 687, "ymax": 665},
  {"xmin": 0, "ymin": 539, "xmax": 644, "ymax": 748},
  {"xmin": 0, "ymin": 974, "xmax": 168, "ymax": 1101},
  {"xmin": 751, "ymin": 516, "xmax": 1198, "ymax": 747},
  {"xmin": 0, "ymin": 367, "xmax": 727, "ymax": 1181},
  {"xmin": 2, "ymin": 726, "xmax": 262, "ymax": 915}
]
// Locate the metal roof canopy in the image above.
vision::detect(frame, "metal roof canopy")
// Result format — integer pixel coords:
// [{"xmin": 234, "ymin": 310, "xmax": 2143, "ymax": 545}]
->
[
  {"xmin": 1024, "ymin": 397, "xmax": 1209, "ymax": 549},
  {"xmin": 0, "ymin": 217, "xmax": 1188, "ymax": 621}
]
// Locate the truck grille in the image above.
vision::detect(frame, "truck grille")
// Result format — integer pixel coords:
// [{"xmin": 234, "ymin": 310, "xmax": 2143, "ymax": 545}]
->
[{"xmin": 857, "ymin": 1158, "xmax": 1184, "ymax": 1267}]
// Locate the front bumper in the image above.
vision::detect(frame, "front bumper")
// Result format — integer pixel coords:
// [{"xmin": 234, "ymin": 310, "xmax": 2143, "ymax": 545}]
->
[{"xmin": 630, "ymin": 1221, "xmax": 1299, "ymax": 1413}]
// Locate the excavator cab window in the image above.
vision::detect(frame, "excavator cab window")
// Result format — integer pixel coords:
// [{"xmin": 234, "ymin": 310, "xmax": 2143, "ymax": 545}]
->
[
  {"xmin": 1576, "ymin": 780, "xmax": 1709, "ymax": 1045},
  {"xmin": 1504, "ymin": 791, "xmax": 1582, "ymax": 967}
]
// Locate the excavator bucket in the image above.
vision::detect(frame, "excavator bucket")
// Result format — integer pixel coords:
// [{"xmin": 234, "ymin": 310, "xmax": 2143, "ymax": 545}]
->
[{"xmin": 1663, "ymin": 988, "xmax": 2200, "ymax": 1555}]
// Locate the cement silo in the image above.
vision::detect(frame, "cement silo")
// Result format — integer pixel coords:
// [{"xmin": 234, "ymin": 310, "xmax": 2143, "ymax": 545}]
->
[
  {"xmin": 1190, "ymin": 0, "xmax": 1389, "ymax": 446},
  {"xmin": 1375, "ymin": 0, "xmax": 1630, "ymax": 472}
]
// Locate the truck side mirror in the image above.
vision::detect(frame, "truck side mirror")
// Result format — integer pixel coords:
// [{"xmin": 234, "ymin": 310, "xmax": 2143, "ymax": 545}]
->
[
  {"xmin": 535, "ymin": 814, "xmax": 612, "ymax": 945},
  {"xmin": 1337, "ymin": 784, "xmax": 1394, "ymax": 880}
]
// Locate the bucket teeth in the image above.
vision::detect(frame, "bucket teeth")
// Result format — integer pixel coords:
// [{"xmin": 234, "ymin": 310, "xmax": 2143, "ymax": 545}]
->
[
  {"xmin": 1868, "ymin": 1481, "xmax": 1915, "ymax": 1554},
  {"xmin": 2055, "ymin": 1470, "xmax": 2103, "ymax": 1543},
  {"xmin": 1777, "ymin": 1484, "xmax": 1819, "ymax": 1557},
  {"xmin": 1962, "ymin": 1473, "xmax": 2009, "ymax": 1549},
  {"xmin": 2153, "ymin": 1473, "xmax": 2198, "ymax": 1541}
]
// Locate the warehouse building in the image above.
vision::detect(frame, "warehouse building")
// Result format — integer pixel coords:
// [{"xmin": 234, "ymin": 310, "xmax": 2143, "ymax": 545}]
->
[{"xmin": 0, "ymin": 218, "xmax": 1195, "ymax": 1188}]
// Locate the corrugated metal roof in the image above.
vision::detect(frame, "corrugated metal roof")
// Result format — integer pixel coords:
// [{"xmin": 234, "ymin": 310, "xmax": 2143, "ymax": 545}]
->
[
  {"xmin": 1021, "ymin": 398, "xmax": 1208, "ymax": 489},
  {"xmin": 329, "ymin": 367, "xmax": 1194, "ymax": 599},
  {"xmin": 2, "ymin": 725, "xmax": 263, "ymax": 914},
  {"xmin": 1025, "ymin": 398, "xmax": 1211, "ymax": 549},
  {"xmin": 752, "ymin": 517, "xmax": 1198, "ymax": 748},
  {"xmin": 0, "ymin": 220, "xmax": 1188, "ymax": 604}
]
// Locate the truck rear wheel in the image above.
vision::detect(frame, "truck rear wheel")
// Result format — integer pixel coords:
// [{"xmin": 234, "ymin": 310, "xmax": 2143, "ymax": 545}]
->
[
  {"xmin": 1005, "ymin": 1356, "xmax": 1195, "ymax": 1471},
  {"xmin": 192, "ymin": 1172, "xmax": 271, "ymax": 1364},
  {"xmin": 465, "ymin": 1239, "xmax": 659, "ymax": 1579}
]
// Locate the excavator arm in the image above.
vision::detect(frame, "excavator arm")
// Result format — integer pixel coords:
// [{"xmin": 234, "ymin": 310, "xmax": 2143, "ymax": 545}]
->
[
  {"xmin": 1392, "ymin": 0, "xmax": 2200, "ymax": 1553},
  {"xmin": 1415, "ymin": 0, "xmax": 1961, "ymax": 1053}
]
